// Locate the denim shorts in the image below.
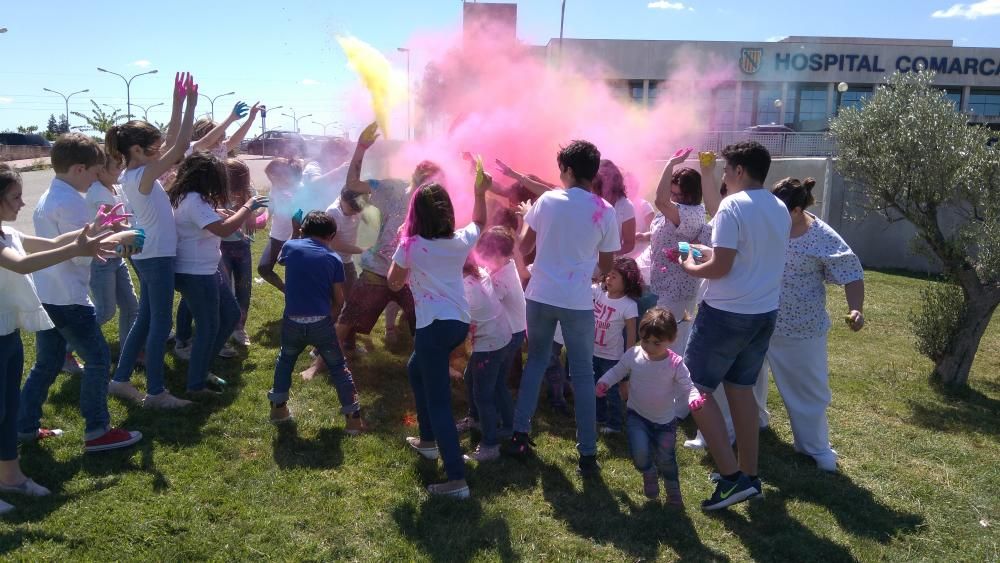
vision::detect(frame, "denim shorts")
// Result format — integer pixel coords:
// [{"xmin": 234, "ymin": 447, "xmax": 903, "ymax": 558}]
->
[{"xmin": 684, "ymin": 302, "xmax": 777, "ymax": 392}]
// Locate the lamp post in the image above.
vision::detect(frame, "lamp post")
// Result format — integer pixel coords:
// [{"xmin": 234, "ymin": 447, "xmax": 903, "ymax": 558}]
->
[
  {"xmin": 312, "ymin": 121, "xmax": 339, "ymax": 136},
  {"xmin": 134, "ymin": 102, "xmax": 165, "ymax": 121},
  {"xmin": 96, "ymin": 67, "xmax": 158, "ymax": 120},
  {"xmin": 42, "ymin": 87, "xmax": 89, "ymax": 129},
  {"xmin": 260, "ymin": 105, "xmax": 282, "ymax": 157},
  {"xmin": 282, "ymin": 112, "xmax": 312, "ymax": 133},
  {"xmin": 199, "ymin": 91, "xmax": 235, "ymax": 120},
  {"xmin": 558, "ymin": 0, "xmax": 567, "ymax": 66},
  {"xmin": 397, "ymin": 47, "xmax": 411, "ymax": 140}
]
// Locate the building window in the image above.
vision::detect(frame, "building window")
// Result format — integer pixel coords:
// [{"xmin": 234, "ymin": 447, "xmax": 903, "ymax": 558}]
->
[
  {"xmin": 791, "ymin": 84, "xmax": 829, "ymax": 131},
  {"xmin": 736, "ymin": 86, "xmax": 754, "ymax": 129},
  {"xmin": 755, "ymin": 84, "xmax": 783, "ymax": 125},
  {"xmin": 647, "ymin": 80, "xmax": 661, "ymax": 106},
  {"xmin": 968, "ymin": 89, "xmax": 1000, "ymax": 117},
  {"xmin": 710, "ymin": 84, "xmax": 736, "ymax": 130},
  {"xmin": 941, "ymin": 88, "xmax": 962, "ymax": 109},
  {"xmin": 629, "ymin": 80, "xmax": 645, "ymax": 104},
  {"xmin": 837, "ymin": 87, "xmax": 873, "ymax": 113}
]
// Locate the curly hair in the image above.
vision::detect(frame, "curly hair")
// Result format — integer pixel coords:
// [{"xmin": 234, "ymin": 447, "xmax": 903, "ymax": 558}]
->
[
  {"xmin": 169, "ymin": 151, "xmax": 229, "ymax": 209},
  {"xmin": 595, "ymin": 159, "xmax": 627, "ymax": 204},
  {"xmin": 605, "ymin": 256, "xmax": 643, "ymax": 300}
]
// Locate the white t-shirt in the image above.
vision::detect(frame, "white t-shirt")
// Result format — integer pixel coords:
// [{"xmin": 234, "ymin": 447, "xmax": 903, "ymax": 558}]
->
[
  {"xmin": 597, "ymin": 348, "xmax": 700, "ymax": 424},
  {"xmin": 120, "ymin": 166, "xmax": 176, "ymax": 260},
  {"xmin": 85, "ymin": 181, "xmax": 125, "ymax": 218},
  {"xmin": 628, "ymin": 198, "xmax": 656, "ymax": 261},
  {"xmin": 592, "ymin": 285, "xmax": 639, "ymax": 360},
  {"xmin": 173, "ymin": 193, "xmax": 223, "ymax": 275},
  {"xmin": 491, "ymin": 259, "xmax": 527, "ymax": 334},
  {"xmin": 391, "ymin": 223, "xmax": 481, "ymax": 329},
  {"xmin": 0, "ymin": 228, "xmax": 55, "ymax": 335},
  {"xmin": 325, "ymin": 200, "xmax": 361, "ymax": 263},
  {"xmin": 704, "ymin": 189, "xmax": 791, "ymax": 314},
  {"xmin": 464, "ymin": 268, "xmax": 513, "ymax": 353},
  {"xmin": 613, "ymin": 197, "xmax": 635, "ymax": 229},
  {"xmin": 268, "ymin": 185, "xmax": 296, "ymax": 242},
  {"xmin": 524, "ymin": 188, "xmax": 620, "ymax": 310},
  {"xmin": 32, "ymin": 179, "xmax": 93, "ymax": 306}
]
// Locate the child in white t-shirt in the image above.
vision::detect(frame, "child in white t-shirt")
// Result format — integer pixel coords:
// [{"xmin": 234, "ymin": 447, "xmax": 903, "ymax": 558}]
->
[
  {"xmin": 597, "ymin": 307, "xmax": 699, "ymax": 506},
  {"xmin": 459, "ymin": 256, "xmax": 513, "ymax": 462},
  {"xmin": 258, "ymin": 158, "xmax": 304, "ymax": 293},
  {"xmin": 592, "ymin": 257, "xmax": 640, "ymax": 434}
]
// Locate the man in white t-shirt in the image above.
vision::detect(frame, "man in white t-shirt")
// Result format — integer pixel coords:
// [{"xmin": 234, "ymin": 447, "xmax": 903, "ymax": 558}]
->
[
  {"xmin": 679, "ymin": 141, "xmax": 791, "ymax": 511},
  {"xmin": 508, "ymin": 140, "xmax": 620, "ymax": 476}
]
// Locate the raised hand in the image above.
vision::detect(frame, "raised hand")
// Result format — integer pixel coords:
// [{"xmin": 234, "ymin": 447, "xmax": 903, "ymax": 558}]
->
[
  {"xmin": 184, "ymin": 74, "xmax": 199, "ymax": 105},
  {"xmin": 358, "ymin": 122, "xmax": 379, "ymax": 149},
  {"xmin": 475, "ymin": 168, "xmax": 492, "ymax": 194},
  {"xmin": 232, "ymin": 101, "xmax": 249, "ymax": 120},
  {"xmin": 173, "ymin": 72, "xmax": 190, "ymax": 104},
  {"xmin": 494, "ymin": 158, "xmax": 517, "ymax": 179},
  {"xmin": 698, "ymin": 151, "xmax": 717, "ymax": 169},
  {"xmin": 96, "ymin": 203, "xmax": 133, "ymax": 229},
  {"xmin": 248, "ymin": 102, "xmax": 261, "ymax": 118},
  {"xmin": 247, "ymin": 195, "xmax": 269, "ymax": 210},
  {"xmin": 668, "ymin": 147, "xmax": 694, "ymax": 167},
  {"xmin": 74, "ymin": 223, "xmax": 115, "ymax": 261}
]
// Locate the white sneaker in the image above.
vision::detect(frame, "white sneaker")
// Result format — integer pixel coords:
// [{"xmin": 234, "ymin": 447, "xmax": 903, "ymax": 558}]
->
[
  {"xmin": 683, "ymin": 435, "xmax": 706, "ymax": 450},
  {"xmin": 174, "ymin": 340, "xmax": 192, "ymax": 361},
  {"xmin": 143, "ymin": 391, "xmax": 192, "ymax": 409},
  {"xmin": 218, "ymin": 342, "xmax": 238, "ymax": 358},
  {"xmin": 814, "ymin": 451, "xmax": 839, "ymax": 472},
  {"xmin": 108, "ymin": 381, "xmax": 145, "ymax": 405},
  {"xmin": 232, "ymin": 328, "xmax": 251, "ymax": 347}
]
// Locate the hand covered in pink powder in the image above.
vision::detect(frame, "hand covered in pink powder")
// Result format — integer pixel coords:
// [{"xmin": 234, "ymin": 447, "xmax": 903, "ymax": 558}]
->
[
  {"xmin": 688, "ymin": 394, "xmax": 707, "ymax": 412},
  {"xmin": 595, "ymin": 381, "xmax": 609, "ymax": 398},
  {"xmin": 95, "ymin": 203, "xmax": 132, "ymax": 230},
  {"xmin": 494, "ymin": 158, "xmax": 517, "ymax": 179},
  {"xmin": 668, "ymin": 147, "xmax": 693, "ymax": 167}
]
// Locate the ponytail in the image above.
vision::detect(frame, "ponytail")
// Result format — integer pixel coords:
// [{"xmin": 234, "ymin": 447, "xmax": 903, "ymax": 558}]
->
[
  {"xmin": 104, "ymin": 120, "xmax": 162, "ymax": 166},
  {"xmin": 105, "ymin": 125, "xmax": 124, "ymax": 167},
  {"xmin": 771, "ymin": 176, "xmax": 816, "ymax": 212}
]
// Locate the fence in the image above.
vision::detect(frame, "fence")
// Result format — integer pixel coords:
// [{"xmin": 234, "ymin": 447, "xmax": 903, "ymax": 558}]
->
[
  {"xmin": 0, "ymin": 145, "xmax": 51, "ymax": 162},
  {"xmin": 697, "ymin": 132, "xmax": 836, "ymax": 157}
]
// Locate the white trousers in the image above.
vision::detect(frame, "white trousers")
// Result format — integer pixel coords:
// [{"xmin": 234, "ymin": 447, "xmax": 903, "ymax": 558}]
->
[{"xmin": 712, "ymin": 334, "xmax": 834, "ymax": 460}]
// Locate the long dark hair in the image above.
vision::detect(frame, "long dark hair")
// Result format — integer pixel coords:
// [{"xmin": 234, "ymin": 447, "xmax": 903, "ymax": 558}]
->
[
  {"xmin": 605, "ymin": 256, "xmax": 643, "ymax": 300},
  {"xmin": 169, "ymin": 151, "xmax": 229, "ymax": 209},
  {"xmin": 105, "ymin": 120, "xmax": 162, "ymax": 166},
  {"xmin": 225, "ymin": 158, "xmax": 253, "ymax": 207},
  {"xmin": 772, "ymin": 177, "xmax": 816, "ymax": 212},
  {"xmin": 404, "ymin": 183, "xmax": 455, "ymax": 240}
]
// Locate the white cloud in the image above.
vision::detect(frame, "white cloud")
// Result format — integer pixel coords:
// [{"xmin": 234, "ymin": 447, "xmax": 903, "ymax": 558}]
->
[
  {"xmin": 301, "ymin": 79, "xmax": 320, "ymax": 86},
  {"xmin": 932, "ymin": 0, "xmax": 1000, "ymax": 19},
  {"xmin": 648, "ymin": 1, "xmax": 689, "ymax": 10},
  {"xmin": 0, "ymin": 97, "xmax": 12, "ymax": 104},
  {"xmin": 130, "ymin": 59, "xmax": 151, "ymax": 68}
]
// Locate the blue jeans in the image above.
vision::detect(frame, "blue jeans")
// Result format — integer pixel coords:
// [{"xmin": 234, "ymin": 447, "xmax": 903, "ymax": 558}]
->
[
  {"xmin": 220, "ymin": 239, "xmax": 253, "ymax": 328},
  {"xmin": 594, "ymin": 356, "xmax": 624, "ymax": 431},
  {"xmin": 408, "ymin": 319, "xmax": 469, "ymax": 481},
  {"xmin": 20, "ymin": 305, "xmax": 110, "ymax": 440},
  {"xmin": 114, "ymin": 256, "xmax": 175, "ymax": 395},
  {"xmin": 544, "ymin": 341, "xmax": 569, "ymax": 408},
  {"xmin": 269, "ymin": 316, "xmax": 359, "ymax": 413},
  {"xmin": 625, "ymin": 409, "xmax": 679, "ymax": 482},
  {"xmin": 90, "ymin": 257, "xmax": 139, "ymax": 346},
  {"xmin": 685, "ymin": 302, "xmax": 778, "ymax": 392},
  {"xmin": 514, "ymin": 300, "xmax": 598, "ymax": 457},
  {"xmin": 0, "ymin": 331, "xmax": 23, "ymax": 460},
  {"xmin": 465, "ymin": 347, "xmax": 514, "ymax": 447},
  {"xmin": 175, "ymin": 271, "xmax": 240, "ymax": 391}
]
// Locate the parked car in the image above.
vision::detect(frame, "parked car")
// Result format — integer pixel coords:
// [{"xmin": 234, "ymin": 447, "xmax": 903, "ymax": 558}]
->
[
  {"xmin": 0, "ymin": 133, "xmax": 52, "ymax": 147},
  {"xmin": 744, "ymin": 124, "xmax": 796, "ymax": 134},
  {"xmin": 243, "ymin": 130, "xmax": 307, "ymax": 158}
]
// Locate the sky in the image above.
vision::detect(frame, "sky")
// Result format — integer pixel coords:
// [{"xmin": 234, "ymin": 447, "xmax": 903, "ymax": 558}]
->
[{"xmin": 3, "ymin": 0, "xmax": 1000, "ymax": 137}]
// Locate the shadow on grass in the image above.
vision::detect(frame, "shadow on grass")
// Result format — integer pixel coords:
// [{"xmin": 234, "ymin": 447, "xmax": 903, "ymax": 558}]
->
[
  {"xmin": 270, "ymin": 423, "xmax": 345, "ymax": 470},
  {"xmin": 0, "ymin": 529, "xmax": 81, "ymax": 555},
  {"xmin": 531, "ymin": 458, "xmax": 727, "ymax": 562},
  {"xmin": 906, "ymin": 373, "xmax": 1000, "ymax": 437},
  {"xmin": 392, "ymin": 497, "xmax": 516, "ymax": 563},
  {"xmin": 252, "ymin": 317, "xmax": 283, "ymax": 349},
  {"xmin": 700, "ymin": 433, "xmax": 924, "ymax": 561}
]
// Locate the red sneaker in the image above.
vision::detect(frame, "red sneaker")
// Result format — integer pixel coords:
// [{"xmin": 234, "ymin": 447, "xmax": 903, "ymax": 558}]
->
[{"xmin": 84, "ymin": 428, "xmax": 142, "ymax": 453}]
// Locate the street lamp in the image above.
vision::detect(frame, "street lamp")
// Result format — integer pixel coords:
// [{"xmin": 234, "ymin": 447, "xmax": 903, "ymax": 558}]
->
[
  {"xmin": 397, "ymin": 47, "xmax": 411, "ymax": 140},
  {"xmin": 134, "ymin": 102, "xmax": 165, "ymax": 121},
  {"xmin": 42, "ymin": 87, "xmax": 89, "ymax": 129},
  {"xmin": 312, "ymin": 121, "xmax": 339, "ymax": 136},
  {"xmin": 260, "ymin": 105, "xmax": 282, "ymax": 157},
  {"xmin": 282, "ymin": 112, "xmax": 312, "ymax": 133},
  {"xmin": 96, "ymin": 67, "xmax": 158, "ymax": 120},
  {"xmin": 199, "ymin": 91, "xmax": 235, "ymax": 120}
]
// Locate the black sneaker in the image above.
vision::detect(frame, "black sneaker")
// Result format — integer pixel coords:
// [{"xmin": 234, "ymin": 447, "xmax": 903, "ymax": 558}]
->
[
  {"xmin": 577, "ymin": 454, "xmax": 601, "ymax": 477},
  {"xmin": 701, "ymin": 473, "xmax": 756, "ymax": 511},
  {"xmin": 505, "ymin": 432, "xmax": 534, "ymax": 458},
  {"xmin": 711, "ymin": 472, "xmax": 764, "ymax": 501}
]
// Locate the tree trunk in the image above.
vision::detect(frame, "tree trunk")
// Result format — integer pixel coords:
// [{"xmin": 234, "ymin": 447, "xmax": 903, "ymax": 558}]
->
[{"xmin": 934, "ymin": 290, "xmax": 1000, "ymax": 386}]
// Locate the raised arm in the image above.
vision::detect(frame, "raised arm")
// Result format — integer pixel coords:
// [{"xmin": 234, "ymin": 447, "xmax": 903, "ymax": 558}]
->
[
  {"xmin": 345, "ymin": 122, "xmax": 379, "ymax": 194},
  {"xmin": 162, "ymin": 72, "xmax": 185, "ymax": 149},
  {"xmin": 224, "ymin": 102, "xmax": 260, "ymax": 151},
  {"xmin": 4, "ymin": 225, "xmax": 114, "ymax": 275},
  {"xmin": 140, "ymin": 73, "xmax": 198, "ymax": 195},
  {"xmin": 699, "ymin": 152, "xmax": 723, "ymax": 218},
  {"xmin": 495, "ymin": 159, "xmax": 556, "ymax": 196},
  {"xmin": 654, "ymin": 148, "xmax": 692, "ymax": 226},
  {"xmin": 472, "ymin": 171, "xmax": 490, "ymax": 229},
  {"xmin": 192, "ymin": 102, "xmax": 244, "ymax": 153}
]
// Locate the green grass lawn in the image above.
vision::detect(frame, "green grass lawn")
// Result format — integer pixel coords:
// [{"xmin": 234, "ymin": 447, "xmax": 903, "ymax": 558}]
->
[{"xmin": 0, "ymin": 245, "xmax": 997, "ymax": 561}]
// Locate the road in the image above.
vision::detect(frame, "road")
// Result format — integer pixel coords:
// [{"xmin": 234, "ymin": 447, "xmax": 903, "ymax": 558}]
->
[{"xmin": 11, "ymin": 156, "xmax": 275, "ymax": 235}]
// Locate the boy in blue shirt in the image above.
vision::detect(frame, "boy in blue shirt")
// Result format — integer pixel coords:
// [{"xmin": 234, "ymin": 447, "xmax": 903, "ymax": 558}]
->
[{"xmin": 268, "ymin": 211, "xmax": 365, "ymax": 434}]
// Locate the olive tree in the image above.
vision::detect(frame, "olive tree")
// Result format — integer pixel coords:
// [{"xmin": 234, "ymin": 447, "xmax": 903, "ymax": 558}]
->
[{"xmin": 831, "ymin": 69, "xmax": 1000, "ymax": 386}]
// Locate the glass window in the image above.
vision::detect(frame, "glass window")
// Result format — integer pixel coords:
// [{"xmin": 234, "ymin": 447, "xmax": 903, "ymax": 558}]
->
[
  {"xmin": 837, "ymin": 87, "xmax": 873, "ymax": 113},
  {"xmin": 647, "ymin": 80, "xmax": 661, "ymax": 105},
  {"xmin": 796, "ymin": 85, "xmax": 829, "ymax": 122},
  {"xmin": 755, "ymin": 84, "xmax": 783, "ymax": 125},
  {"xmin": 941, "ymin": 88, "xmax": 962, "ymax": 109},
  {"xmin": 968, "ymin": 89, "xmax": 1000, "ymax": 117},
  {"xmin": 711, "ymin": 84, "xmax": 736, "ymax": 130},
  {"xmin": 736, "ymin": 86, "xmax": 755, "ymax": 129},
  {"xmin": 629, "ymin": 80, "xmax": 645, "ymax": 104}
]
